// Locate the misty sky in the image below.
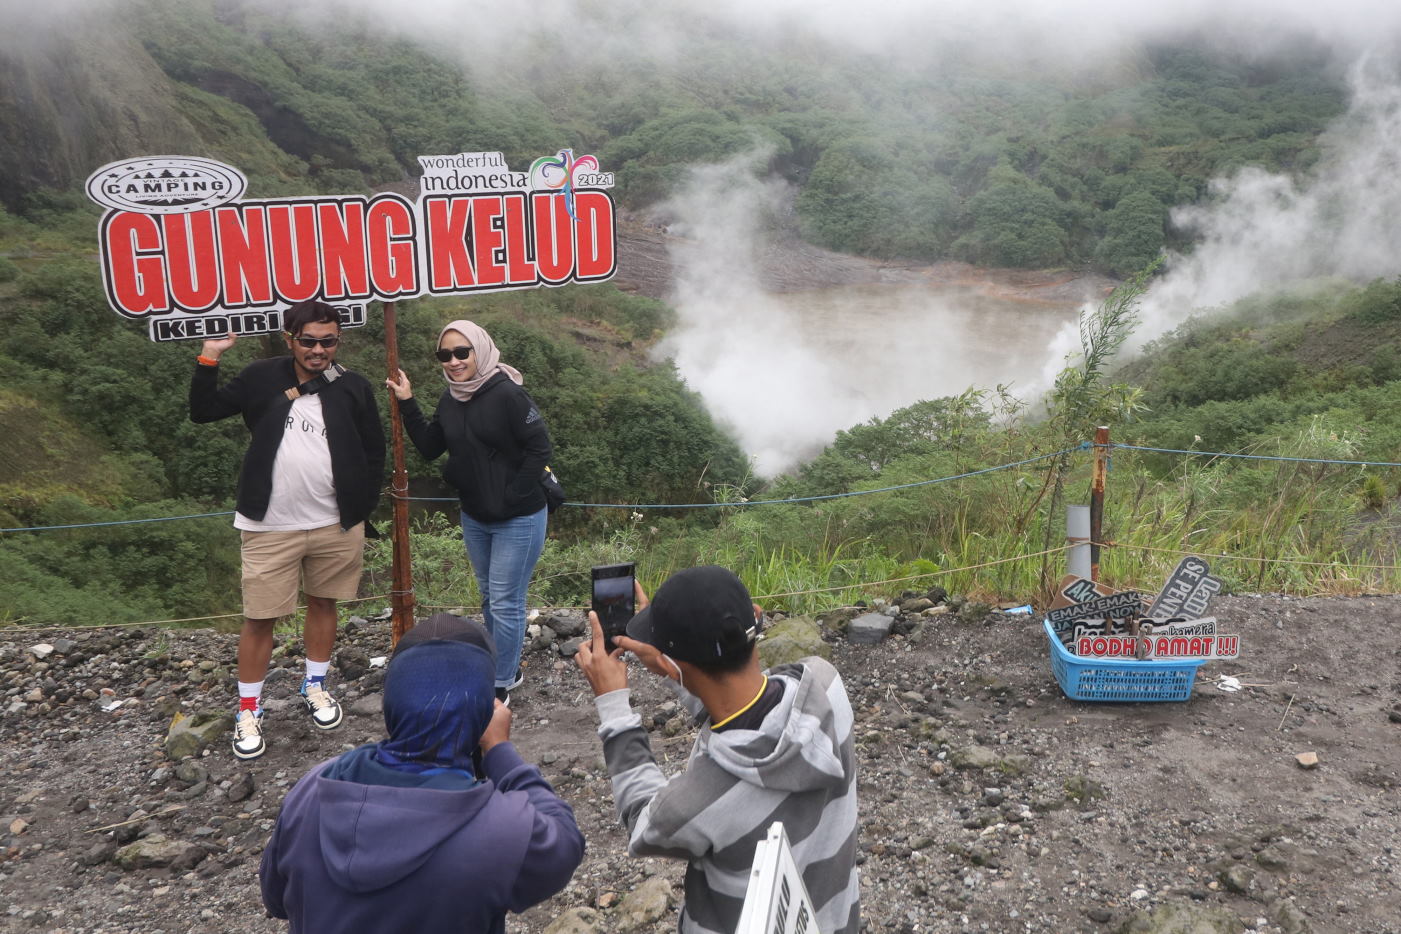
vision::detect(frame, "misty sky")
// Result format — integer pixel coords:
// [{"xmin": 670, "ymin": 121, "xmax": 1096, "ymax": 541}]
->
[{"xmin": 8, "ymin": 0, "xmax": 1401, "ymax": 474}]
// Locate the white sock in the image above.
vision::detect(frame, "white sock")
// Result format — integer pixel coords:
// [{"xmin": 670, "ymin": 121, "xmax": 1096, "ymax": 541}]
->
[
  {"xmin": 305, "ymin": 659, "xmax": 330, "ymax": 683},
  {"xmin": 237, "ymin": 680, "xmax": 264, "ymax": 712}
]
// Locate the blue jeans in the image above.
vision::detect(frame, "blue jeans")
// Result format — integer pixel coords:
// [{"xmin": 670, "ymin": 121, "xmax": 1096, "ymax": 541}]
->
[{"xmin": 460, "ymin": 508, "xmax": 547, "ymax": 688}]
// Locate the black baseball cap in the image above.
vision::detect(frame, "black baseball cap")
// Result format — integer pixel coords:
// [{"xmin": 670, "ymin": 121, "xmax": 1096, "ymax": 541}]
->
[
  {"xmin": 625, "ymin": 566, "xmax": 760, "ymax": 667},
  {"xmin": 394, "ymin": 612, "xmax": 497, "ymax": 658}
]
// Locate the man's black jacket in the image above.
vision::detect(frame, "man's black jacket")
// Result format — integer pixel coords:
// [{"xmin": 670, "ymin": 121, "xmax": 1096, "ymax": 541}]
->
[{"xmin": 190, "ymin": 357, "xmax": 386, "ymax": 529}]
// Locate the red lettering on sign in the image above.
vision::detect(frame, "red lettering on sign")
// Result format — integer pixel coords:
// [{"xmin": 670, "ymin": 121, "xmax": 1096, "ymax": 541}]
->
[
  {"xmin": 533, "ymin": 193, "xmax": 574, "ymax": 284},
  {"xmin": 502, "ymin": 193, "xmax": 536, "ymax": 285},
  {"xmin": 267, "ymin": 204, "xmax": 321, "ymax": 303},
  {"xmin": 470, "ymin": 195, "xmax": 507, "ymax": 287},
  {"xmin": 574, "ymin": 191, "xmax": 616, "ymax": 280},
  {"xmin": 425, "ymin": 197, "xmax": 475, "ymax": 291},
  {"xmin": 216, "ymin": 205, "xmax": 272, "ymax": 308},
  {"xmin": 318, "ymin": 201, "xmax": 369, "ymax": 300},
  {"xmin": 367, "ymin": 197, "xmax": 416, "ymax": 296},
  {"xmin": 161, "ymin": 212, "xmax": 220, "ymax": 311},
  {"xmin": 103, "ymin": 212, "xmax": 168, "ymax": 316}
]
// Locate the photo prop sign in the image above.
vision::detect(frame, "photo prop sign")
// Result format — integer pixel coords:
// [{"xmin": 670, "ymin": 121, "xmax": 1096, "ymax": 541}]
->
[
  {"xmin": 1143, "ymin": 617, "xmax": 1217, "ymax": 637},
  {"xmin": 737, "ymin": 822, "xmax": 818, "ymax": 934},
  {"xmin": 1049, "ymin": 574, "xmax": 1116, "ymax": 611},
  {"xmin": 1046, "ymin": 590, "xmax": 1145, "ymax": 625},
  {"xmin": 1047, "ymin": 578, "xmax": 1147, "ymax": 648},
  {"xmin": 1076, "ymin": 626, "xmax": 1240, "ymax": 661},
  {"xmin": 84, "ymin": 151, "xmax": 617, "ymax": 341},
  {"xmin": 1147, "ymin": 556, "xmax": 1221, "ymax": 620}
]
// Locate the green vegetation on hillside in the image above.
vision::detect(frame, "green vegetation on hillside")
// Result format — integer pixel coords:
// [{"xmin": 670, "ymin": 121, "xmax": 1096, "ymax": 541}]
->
[
  {"xmin": 1, "ymin": 1, "xmax": 1349, "ymax": 273},
  {"xmin": 0, "ymin": 200, "xmax": 750, "ymax": 625},
  {"xmin": 2, "ymin": 5, "xmax": 1394, "ymax": 627}
]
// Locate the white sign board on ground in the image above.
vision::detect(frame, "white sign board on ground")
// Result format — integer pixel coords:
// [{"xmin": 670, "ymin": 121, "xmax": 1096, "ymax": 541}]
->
[{"xmin": 737, "ymin": 822, "xmax": 820, "ymax": 934}]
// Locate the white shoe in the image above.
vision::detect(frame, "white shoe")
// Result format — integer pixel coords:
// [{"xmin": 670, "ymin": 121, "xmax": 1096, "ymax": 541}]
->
[
  {"xmin": 301, "ymin": 682, "xmax": 343, "ymax": 730},
  {"xmin": 232, "ymin": 709, "xmax": 266, "ymax": 760}
]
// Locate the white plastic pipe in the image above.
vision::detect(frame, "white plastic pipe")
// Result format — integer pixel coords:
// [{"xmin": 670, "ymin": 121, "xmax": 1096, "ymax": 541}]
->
[{"xmin": 1066, "ymin": 505, "xmax": 1090, "ymax": 581}]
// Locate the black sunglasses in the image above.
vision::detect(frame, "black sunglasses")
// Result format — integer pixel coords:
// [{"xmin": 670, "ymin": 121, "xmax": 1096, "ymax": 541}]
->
[
  {"xmin": 293, "ymin": 335, "xmax": 340, "ymax": 349},
  {"xmin": 435, "ymin": 346, "xmax": 474, "ymax": 362}
]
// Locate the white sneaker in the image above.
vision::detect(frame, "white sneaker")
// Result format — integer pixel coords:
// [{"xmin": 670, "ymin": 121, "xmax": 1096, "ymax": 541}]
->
[
  {"xmin": 301, "ymin": 682, "xmax": 343, "ymax": 730},
  {"xmin": 232, "ymin": 709, "xmax": 265, "ymax": 760}
]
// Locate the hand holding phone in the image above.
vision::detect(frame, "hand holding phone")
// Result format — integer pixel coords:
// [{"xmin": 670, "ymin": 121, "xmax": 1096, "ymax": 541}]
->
[{"xmin": 591, "ymin": 562, "xmax": 636, "ymax": 654}]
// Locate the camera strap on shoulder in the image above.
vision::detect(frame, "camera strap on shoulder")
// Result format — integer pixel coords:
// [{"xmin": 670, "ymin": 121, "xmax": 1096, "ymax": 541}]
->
[{"xmin": 284, "ymin": 362, "xmax": 347, "ymax": 401}]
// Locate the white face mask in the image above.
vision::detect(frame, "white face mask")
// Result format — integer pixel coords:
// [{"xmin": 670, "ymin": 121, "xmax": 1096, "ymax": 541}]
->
[{"xmin": 661, "ymin": 653, "xmax": 685, "ymax": 691}]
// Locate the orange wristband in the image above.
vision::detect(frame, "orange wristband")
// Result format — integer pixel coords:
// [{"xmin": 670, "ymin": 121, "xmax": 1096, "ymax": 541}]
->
[{"xmin": 196, "ymin": 355, "xmax": 220, "ymax": 367}]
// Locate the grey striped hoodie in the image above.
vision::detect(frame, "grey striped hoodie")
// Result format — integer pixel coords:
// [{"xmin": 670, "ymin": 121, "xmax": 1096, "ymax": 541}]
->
[{"xmin": 594, "ymin": 657, "xmax": 859, "ymax": 934}]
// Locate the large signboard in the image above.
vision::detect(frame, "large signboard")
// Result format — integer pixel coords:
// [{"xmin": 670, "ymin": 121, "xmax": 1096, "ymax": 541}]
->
[{"xmin": 85, "ymin": 150, "xmax": 617, "ymax": 341}]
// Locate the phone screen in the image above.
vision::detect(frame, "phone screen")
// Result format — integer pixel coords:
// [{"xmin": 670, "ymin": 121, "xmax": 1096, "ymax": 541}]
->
[{"xmin": 591, "ymin": 562, "xmax": 636, "ymax": 654}]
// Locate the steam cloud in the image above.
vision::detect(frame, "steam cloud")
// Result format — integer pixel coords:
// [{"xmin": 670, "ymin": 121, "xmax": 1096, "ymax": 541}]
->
[
  {"xmin": 657, "ymin": 152, "xmax": 1079, "ymax": 474},
  {"xmin": 7, "ymin": 0, "xmax": 1401, "ymax": 472},
  {"xmin": 1038, "ymin": 57, "xmax": 1401, "ymax": 393}
]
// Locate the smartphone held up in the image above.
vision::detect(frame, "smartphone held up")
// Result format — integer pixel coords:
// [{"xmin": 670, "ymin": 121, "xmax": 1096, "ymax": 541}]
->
[{"xmin": 591, "ymin": 563, "xmax": 636, "ymax": 655}]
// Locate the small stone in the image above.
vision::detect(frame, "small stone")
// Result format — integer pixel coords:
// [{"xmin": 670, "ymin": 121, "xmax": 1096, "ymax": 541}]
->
[
  {"xmin": 1220, "ymin": 863, "xmax": 1257, "ymax": 895},
  {"xmin": 543, "ymin": 907, "xmax": 602, "ymax": 934},
  {"xmin": 28, "ymin": 643, "xmax": 55, "ymax": 660},
  {"xmin": 78, "ymin": 840, "xmax": 118, "ymax": 867},
  {"xmin": 1295, "ymin": 751, "xmax": 1319, "ymax": 769},
  {"xmin": 227, "ymin": 772, "xmax": 256, "ymax": 804},
  {"xmin": 847, "ymin": 612, "xmax": 894, "ymax": 645},
  {"xmin": 350, "ymin": 694, "xmax": 383, "ymax": 717},
  {"xmin": 10, "ymin": 818, "xmax": 29, "ymax": 835}
]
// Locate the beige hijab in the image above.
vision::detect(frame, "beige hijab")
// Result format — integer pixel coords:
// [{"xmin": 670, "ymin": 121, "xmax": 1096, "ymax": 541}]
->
[{"xmin": 439, "ymin": 320, "xmax": 522, "ymax": 402}]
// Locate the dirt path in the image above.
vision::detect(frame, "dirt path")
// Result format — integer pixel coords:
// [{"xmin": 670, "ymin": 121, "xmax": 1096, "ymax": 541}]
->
[{"xmin": 2, "ymin": 593, "xmax": 1399, "ymax": 933}]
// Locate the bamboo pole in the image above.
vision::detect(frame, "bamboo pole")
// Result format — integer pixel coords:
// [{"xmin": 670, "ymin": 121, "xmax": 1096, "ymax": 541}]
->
[{"xmin": 383, "ymin": 300, "xmax": 416, "ymax": 644}]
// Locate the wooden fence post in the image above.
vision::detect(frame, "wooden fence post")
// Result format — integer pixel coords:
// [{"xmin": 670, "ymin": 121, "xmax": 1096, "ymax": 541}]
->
[
  {"xmin": 383, "ymin": 300, "xmax": 416, "ymax": 645},
  {"xmin": 1089, "ymin": 426, "xmax": 1109, "ymax": 582}
]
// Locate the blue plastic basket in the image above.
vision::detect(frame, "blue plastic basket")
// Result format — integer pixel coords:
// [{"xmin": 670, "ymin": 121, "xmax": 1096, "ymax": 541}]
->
[{"xmin": 1043, "ymin": 620, "xmax": 1207, "ymax": 702}]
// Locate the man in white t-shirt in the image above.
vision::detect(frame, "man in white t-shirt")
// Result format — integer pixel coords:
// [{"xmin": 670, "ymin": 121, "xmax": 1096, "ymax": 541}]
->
[{"xmin": 191, "ymin": 300, "xmax": 385, "ymax": 760}]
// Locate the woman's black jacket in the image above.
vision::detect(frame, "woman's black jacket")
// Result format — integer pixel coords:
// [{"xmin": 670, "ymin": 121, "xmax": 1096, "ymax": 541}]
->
[{"xmin": 399, "ymin": 371, "xmax": 552, "ymax": 523}]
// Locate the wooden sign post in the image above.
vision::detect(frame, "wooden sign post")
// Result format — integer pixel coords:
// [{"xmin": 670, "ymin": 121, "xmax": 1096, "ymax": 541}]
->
[{"xmin": 383, "ymin": 300, "xmax": 416, "ymax": 646}]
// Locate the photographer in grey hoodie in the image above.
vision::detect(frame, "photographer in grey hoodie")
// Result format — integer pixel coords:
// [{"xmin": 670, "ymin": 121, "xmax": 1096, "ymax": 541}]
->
[{"xmin": 575, "ymin": 565, "xmax": 859, "ymax": 934}]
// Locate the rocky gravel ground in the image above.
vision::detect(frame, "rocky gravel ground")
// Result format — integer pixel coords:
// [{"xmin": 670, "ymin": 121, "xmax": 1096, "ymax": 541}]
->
[{"xmin": 2, "ymin": 592, "xmax": 1399, "ymax": 934}]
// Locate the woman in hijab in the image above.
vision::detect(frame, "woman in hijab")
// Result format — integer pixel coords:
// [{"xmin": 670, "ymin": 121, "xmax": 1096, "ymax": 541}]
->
[
  {"xmin": 386, "ymin": 321, "xmax": 552, "ymax": 702},
  {"xmin": 259, "ymin": 614, "xmax": 584, "ymax": 934}
]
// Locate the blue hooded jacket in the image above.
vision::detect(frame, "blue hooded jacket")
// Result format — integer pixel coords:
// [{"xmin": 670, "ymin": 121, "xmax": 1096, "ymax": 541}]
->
[{"xmin": 259, "ymin": 630, "xmax": 584, "ymax": 933}]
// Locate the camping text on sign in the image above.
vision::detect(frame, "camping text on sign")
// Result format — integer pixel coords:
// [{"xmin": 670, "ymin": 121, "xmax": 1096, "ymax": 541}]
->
[{"xmin": 85, "ymin": 152, "xmax": 617, "ymax": 341}]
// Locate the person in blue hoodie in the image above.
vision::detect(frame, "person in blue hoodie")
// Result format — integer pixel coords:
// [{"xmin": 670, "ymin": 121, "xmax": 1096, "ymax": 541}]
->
[{"xmin": 259, "ymin": 614, "xmax": 584, "ymax": 934}]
